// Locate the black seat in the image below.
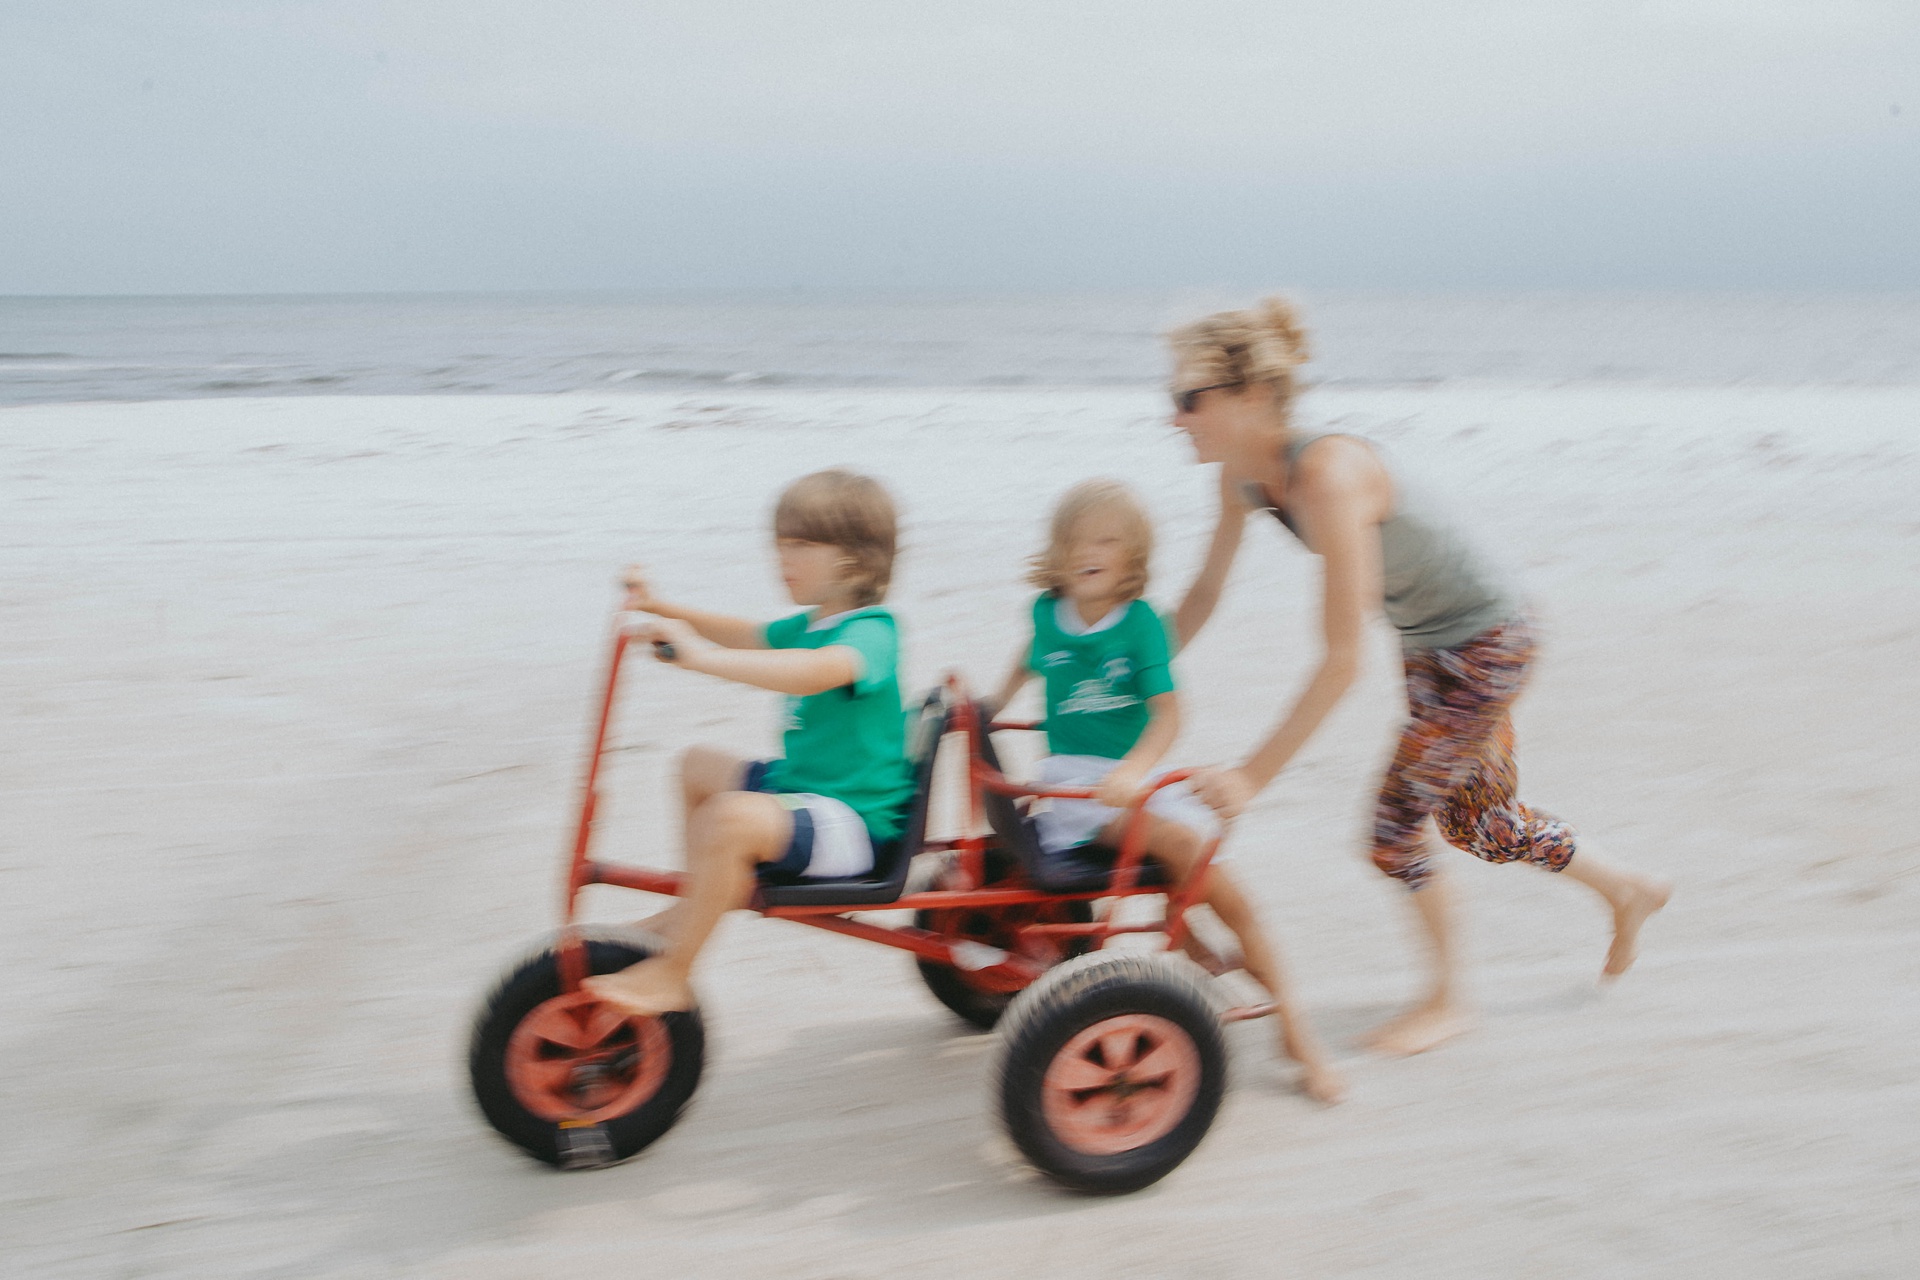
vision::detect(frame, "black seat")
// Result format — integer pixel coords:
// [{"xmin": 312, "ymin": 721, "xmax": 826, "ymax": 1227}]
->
[
  {"xmin": 756, "ymin": 691, "xmax": 948, "ymax": 908},
  {"xmin": 972, "ymin": 705, "xmax": 1169, "ymax": 895}
]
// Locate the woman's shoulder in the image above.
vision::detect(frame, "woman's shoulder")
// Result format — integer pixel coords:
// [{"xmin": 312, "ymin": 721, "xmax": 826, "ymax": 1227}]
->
[{"xmin": 1290, "ymin": 433, "xmax": 1392, "ymax": 508}]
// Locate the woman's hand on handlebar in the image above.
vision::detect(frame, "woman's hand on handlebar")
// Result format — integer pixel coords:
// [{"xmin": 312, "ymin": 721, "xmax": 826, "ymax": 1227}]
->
[
  {"xmin": 1095, "ymin": 762, "xmax": 1149, "ymax": 810},
  {"xmin": 1189, "ymin": 766, "xmax": 1256, "ymax": 820}
]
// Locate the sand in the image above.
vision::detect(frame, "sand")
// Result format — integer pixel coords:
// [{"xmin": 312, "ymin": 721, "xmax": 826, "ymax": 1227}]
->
[{"xmin": 3, "ymin": 385, "xmax": 1916, "ymax": 1277}]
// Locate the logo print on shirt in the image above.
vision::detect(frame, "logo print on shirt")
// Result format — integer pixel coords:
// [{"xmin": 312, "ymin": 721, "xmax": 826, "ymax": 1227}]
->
[{"xmin": 1056, "ymin": 678, "xmax": 1139, "ymax": 717}]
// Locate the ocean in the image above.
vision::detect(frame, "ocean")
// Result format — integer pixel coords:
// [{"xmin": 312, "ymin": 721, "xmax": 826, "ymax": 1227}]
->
[{"xmin": 3, "ymin": 291, "xmax": 1919, "ymax": 406}]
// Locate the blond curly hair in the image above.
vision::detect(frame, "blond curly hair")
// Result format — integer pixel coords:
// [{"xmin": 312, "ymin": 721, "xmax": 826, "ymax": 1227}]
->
[
  {"xmin": 1167, "ymin": 295, "xmax": 1313, "ymax": 409},
  {"xmin": 1026, "ymin": 478, "xmax": 1153, "ymax": 600}
]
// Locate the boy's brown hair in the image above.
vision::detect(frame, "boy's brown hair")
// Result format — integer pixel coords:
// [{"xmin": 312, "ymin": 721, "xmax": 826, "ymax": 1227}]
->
[
  {"xmin": 774, "ymin": 469, "xmax": 899, "ymax": 607},
  {"xmin": 1026, "ymin": 478, "xmax": 1153, "ymax": 600}
]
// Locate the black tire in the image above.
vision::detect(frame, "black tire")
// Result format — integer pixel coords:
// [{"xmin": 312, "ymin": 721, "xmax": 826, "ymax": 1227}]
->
[
  {"xmin": 995, "ymin": 952, "xmax": 1226, "ymax": 1194},
  {"xmin": 468, "ymin": 933, "xmax": 705, "ymax": 1169},
  {"xmin": 914, "ymin": 899, "xmax": 1094, "ymax": 1030}
]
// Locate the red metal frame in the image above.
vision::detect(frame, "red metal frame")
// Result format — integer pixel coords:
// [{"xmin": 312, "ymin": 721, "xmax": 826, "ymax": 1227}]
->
[{"xmin": 554, "ymin": 623, "xmax": 1270, "ymax": 1018}]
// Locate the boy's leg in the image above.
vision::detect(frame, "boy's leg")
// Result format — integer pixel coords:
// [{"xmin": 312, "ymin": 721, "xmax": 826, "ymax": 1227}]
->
[
  {"xmin": 585, "ymin": 791, "xmax": 791, "ymax": 1016},
  {"xmin": 635, "ymin": 746, "xmax": 751, "ymax": 943},
  {"xmin": 1101, "ymin": 813, "xmax": 1346, "ymax": 1103}
]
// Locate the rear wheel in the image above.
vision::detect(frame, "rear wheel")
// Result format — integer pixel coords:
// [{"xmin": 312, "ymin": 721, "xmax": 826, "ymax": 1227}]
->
[
  {"xmin": 996, "ymin": 951, "xmax": 1225, "ymax": 1194},
  {"xmin": 468, "ymin": 934, "xmax": 704, "ymax": 1169},
  {"xmin": 914, "ymin": 898, "xmax": 1094, "ymax": 1029}
]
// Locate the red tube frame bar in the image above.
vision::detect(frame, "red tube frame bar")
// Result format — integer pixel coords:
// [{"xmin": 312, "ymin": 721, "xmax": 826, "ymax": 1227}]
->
[{"xmin": 552, "ymin": 625, "xmax": 1248, "ymax": 1014}]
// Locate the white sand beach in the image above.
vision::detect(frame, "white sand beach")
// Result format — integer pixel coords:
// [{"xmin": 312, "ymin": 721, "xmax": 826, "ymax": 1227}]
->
[{"xmin": 3, "ymin": 385, "xmax": 1917, "ymax": 1277}]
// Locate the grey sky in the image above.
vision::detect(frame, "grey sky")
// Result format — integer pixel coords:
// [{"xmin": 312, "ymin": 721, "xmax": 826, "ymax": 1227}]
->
[{"xmin": 4, "ymin": 1, "xmax": 1916, "ymax": 294}]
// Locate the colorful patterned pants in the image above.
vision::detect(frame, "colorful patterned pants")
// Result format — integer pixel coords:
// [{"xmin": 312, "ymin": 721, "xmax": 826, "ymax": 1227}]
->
[{"xmin": 1371, "ymin": 616, "xmax": 1578, "ymax": 890}]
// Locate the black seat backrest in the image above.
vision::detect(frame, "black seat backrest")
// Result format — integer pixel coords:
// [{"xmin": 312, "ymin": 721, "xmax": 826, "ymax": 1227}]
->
[
  {"xmin": 970, "ymin": 703, "xmax": 1169, "ymax": 895},
  {"xmin": 891, "ymin": 690, "xmax": 949, "ymax": 859},
  {"xmin": 754, "ymin": 689, "xmax": 947, "ymax": 908},
  {"xmin": 970, "ymin": 705, "xmax": 1047, "ymax": 877}
]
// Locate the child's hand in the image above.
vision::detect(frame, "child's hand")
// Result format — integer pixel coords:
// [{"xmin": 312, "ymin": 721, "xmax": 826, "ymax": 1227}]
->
[
  {"xmin": 625, "ymin": 616, "xmax": 707, "ymax": 665},
  {"xmin": 620, "ymin": 563, "xmax": 665, "ymax": 614},
  {"xmin": 1096, "ymin": 764, "xmax": 1149, "ymax": 810}
]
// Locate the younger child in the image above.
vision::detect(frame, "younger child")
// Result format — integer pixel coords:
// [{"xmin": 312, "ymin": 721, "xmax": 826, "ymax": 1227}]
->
[
  {"xmin": 585, "ymin": 469, "xmax": 913, "ymax": 1017},
  {"xmin": 985, "ymin": 479, "xmax": 1344, "ymax": 1102}
]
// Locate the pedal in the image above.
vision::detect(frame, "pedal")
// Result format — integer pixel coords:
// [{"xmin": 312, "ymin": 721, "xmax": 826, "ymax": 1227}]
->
[{"xmin": 556, "ymin": 1121, "xmax": 616, "ymax": 1170}]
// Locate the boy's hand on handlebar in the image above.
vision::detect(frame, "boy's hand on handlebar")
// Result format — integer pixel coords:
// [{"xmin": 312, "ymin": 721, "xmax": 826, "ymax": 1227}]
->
[
  {"xmin": 1096, "ymin": 763, "xmax": 1149, "ymax": 810},
  {"xmin": 1189, "ymin": 766, "xmax": 1255, "ymax": 819},
  {"xmin": 624, "ymin": 616, "xmax": 706, "ymax": 664},
  {"xmin": 620, "ymin": 563, "xmax": 666, "ymax": 615}
]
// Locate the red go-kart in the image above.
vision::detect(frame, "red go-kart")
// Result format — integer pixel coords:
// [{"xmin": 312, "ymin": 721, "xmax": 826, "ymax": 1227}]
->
[{"xmin": 468, "ymin": 618, "xmax": 1277, "ymax": 1194}]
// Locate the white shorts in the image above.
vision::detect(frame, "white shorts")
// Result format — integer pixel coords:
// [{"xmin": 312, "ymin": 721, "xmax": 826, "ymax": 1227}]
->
[
  {"xmin": 744, "ymin": 760, "xmax": 878, "ymax": 881},
  {"xmin": 1030, "ymin": 755, "xmax": 1222, "ymax": 857}
]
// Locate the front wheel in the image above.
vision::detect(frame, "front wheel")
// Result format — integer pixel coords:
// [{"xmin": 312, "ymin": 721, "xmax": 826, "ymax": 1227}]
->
[
  {"xmin": 995, "ymin": 951, "xmax": 1226, "ymax": 1194},
  {"xmin": 468, "ymin": 933, "xmax": 705, "ymax": 1169}
]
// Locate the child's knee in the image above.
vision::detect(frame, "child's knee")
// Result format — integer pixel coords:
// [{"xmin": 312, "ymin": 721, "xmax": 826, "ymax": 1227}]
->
[
  {"xmin": 691, "ymin": 791, "xmax": 785, "ymax": 853},
  {"xmin": 1149, "ymin": 820, "xmax": 1204, "ymax": 867},
  {"xmin": 679, "ymin": 745, "xmax": 742, "ymax": 797}
]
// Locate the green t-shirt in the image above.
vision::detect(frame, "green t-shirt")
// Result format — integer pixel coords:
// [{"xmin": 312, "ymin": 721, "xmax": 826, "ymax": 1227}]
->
[
  {"xmin": 760, "ymin": 606, "xmax": 913, "ymax": 842},
  {"xmin": 1027, "ymin": 595, "xmax": 1176, "ymax": 760}
]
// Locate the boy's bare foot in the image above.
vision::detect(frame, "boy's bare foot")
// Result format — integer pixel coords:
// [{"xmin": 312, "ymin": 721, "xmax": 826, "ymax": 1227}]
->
[
  {"xmin": 581, "ymin": 962, "xmax": 695, "ymax": 1017},
  {"xmin": 1603, "ymin": 877, "xmax": 1672, "ymax": 979},
  {"xmin": 1179, "ymin": 933, "xmax": 1243, "ymax": 977},
  {"xmin": 1362, "ymin": 999, "xmax": 1472, "ymax": 1056},
  {"xmin": 629, "ymin": 906, "xmax": 681, "ymax": 945},
  {"xmin": 1297, "ymin": 1059, "xmax": 1348, "ymax": 1104}
]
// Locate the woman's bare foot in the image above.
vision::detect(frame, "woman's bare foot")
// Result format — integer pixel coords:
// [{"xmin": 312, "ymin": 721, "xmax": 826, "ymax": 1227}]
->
[
  {"xmin": 1603, "ymin": 876, "xmax": 1672, "ymax": 979},
  {"xmin": 581, "ymin": 961, "xmax": 695, "ymax": 1017},
  {"xmin": 1362, "ymin": 998, "xmax": 1472, "ymax": 1056}
]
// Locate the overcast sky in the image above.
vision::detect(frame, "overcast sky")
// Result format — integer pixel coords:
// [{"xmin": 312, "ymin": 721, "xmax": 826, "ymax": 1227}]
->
[{"xmin": 4, "ymin": 1, "xmax": 1916, "ymax": 294}]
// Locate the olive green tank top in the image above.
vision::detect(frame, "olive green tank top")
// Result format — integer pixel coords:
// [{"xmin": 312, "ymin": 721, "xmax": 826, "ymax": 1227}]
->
[{"xmin": 1241, "ymin": 433, "xmax": 1517, "ymax": 652}]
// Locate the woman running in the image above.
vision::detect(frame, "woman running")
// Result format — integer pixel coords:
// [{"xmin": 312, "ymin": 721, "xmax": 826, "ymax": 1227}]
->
[{"xmin": 1169, "ymin": 298, "xmax": 1671, "ymax": 1055}]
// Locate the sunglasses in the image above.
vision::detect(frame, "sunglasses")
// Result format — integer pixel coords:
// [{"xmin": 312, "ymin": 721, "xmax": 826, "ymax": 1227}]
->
[{"xmin": 1172, "ymin": 381, "xmax": 1240, "ymax": 413}]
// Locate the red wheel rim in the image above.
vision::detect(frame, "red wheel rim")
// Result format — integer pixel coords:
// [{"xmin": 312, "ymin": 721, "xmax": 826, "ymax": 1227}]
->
[
  {"xmin": 504, "ymin": 990, "xmax": 672, "ymax": 1124},
  {"xmin": 1041, "ymin": 1014, "xmax": 1202, "ymax": 1156}
]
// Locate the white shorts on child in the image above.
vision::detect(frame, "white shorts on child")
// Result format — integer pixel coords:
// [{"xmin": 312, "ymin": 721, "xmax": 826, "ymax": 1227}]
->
[
  {"xmin": 742, "ymin": 760, "xmax": 877, "ymax": 880},
  {"xmin": 1030, "ymin": 755, "xmax": 1222, "ymax": 857}
]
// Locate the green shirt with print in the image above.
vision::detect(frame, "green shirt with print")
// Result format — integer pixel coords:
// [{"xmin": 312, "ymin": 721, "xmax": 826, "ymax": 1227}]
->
[
  {"xmin": 1027, "ymin": 594, "xmax": 1176, "ymax": 760},
  {"xmin": 760, "ymin": 606, "xmax": 913, "ymax": 842}
]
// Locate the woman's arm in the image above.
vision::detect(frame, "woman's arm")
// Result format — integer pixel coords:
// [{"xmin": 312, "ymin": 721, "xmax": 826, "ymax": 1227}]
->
[
  {"xmin": 1095, "ymin": 691, "xmax": 1180, "ymax": 808},
  {"xmin": 1191, "ymin": 441, "xmax": 1389, "ymax": 817},
  {"xmin": 622, "ymin": 564, "xmax": 768, "ymax": 649},
  {"xmin": 1173, "ymin": 469, "xmax": 1248, "ymax": 653},
  {"xmin": 634, "ymin": 617, "xmax": 856, "ymax": 695}
]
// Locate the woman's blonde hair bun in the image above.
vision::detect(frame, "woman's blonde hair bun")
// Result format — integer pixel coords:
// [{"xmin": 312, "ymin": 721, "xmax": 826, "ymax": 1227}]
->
[{"xmin": 1168, "ymin": 294, "xmax": 1314, "ymax": 404}]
